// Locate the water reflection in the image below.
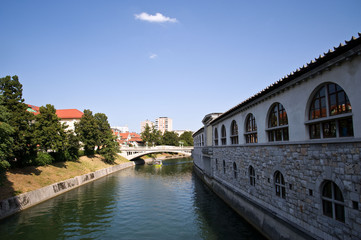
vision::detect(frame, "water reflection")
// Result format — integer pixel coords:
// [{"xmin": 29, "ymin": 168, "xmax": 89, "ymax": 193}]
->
[{"xmin": 0, "ymin": 158, "xmax": 265, "ymax": 240}]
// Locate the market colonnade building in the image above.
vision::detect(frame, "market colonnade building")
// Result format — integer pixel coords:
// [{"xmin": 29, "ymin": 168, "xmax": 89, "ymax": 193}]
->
[{"xmin": 192, "ymin": 34, "xmax": 361, "ymax": 240}]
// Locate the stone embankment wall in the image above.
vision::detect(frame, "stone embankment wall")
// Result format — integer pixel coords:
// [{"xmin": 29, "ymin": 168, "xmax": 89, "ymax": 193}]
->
[
  {"xmin": 193, "ymin": 141, "xmax": 361, "ymax": 240},
  {"xmin": 0, "ymin": 161, "xmax": 137, "ymax": 220}
]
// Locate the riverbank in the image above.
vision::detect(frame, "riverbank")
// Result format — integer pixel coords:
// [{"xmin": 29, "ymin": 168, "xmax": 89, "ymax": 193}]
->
[{"xmin": 0, "ymin": 155, "xmax": 130, "ymax": 201}]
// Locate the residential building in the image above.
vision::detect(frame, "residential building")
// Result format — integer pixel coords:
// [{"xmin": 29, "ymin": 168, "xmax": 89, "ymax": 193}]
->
[
  {"xmin": 111, "ymin": 126, "xmax": 129, "ymax": 133},
  {"xmin": 155, "ymin": 117, "xmax": 172, "ymax": 134},
  {"xmin": 140, "ymin": 120, "xmax": 154, "ymax": 133}
]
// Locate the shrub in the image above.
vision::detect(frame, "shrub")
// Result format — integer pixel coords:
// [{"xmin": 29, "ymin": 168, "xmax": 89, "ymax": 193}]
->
[{"xmin": 34, "ymin": 152, "xmax": 54, "ymax": 166}]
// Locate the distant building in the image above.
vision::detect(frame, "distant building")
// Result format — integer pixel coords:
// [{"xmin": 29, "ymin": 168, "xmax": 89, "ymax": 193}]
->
[
  {"xmin": 111, "ymin": 126, "xmax": 129, "ymax": 133},
  {"xmin": 140, "ymin": 120, "xmax": 154, "ymax": 133},
  {"xmin": 27, "ymin": 105, "xmax": 83, "ymax": 131},
  {"xmin": 155, "ymin": 117, "xmax": 172, "ymax": 134},
  {"xmin": 113, "ymin": 131, "xmax": 143, "ymax": 147}
]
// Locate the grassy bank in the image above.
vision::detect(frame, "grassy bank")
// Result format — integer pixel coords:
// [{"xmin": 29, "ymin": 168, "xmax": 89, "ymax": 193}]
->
[{"xmin": 0, "ymin": 155, "xmax": 130, "ymax": 201}]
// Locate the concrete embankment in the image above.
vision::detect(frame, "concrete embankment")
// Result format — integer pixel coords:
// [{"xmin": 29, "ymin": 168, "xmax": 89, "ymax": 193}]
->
[{"xmin": 0, "ymin": 161, "xmax": 137, "ymax": 220}]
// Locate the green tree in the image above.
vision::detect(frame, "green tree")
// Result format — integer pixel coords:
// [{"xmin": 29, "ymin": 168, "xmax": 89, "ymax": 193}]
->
[
  {"xmin": 75, "ymin": 109, "xmax": 98, "ymax": 156},
  {"xmin": 179, "ymin": 131, "xmax": 194, "ymax": 146},
  {"xmin": 141, "ymin": 123, "xmax": 152, "ymax": 146},
  {"xmin": 64, "ymin": 131, "xmax": 80, "ymax": 161},
  {"xmin": 34, "ymin": 104, "xmax": 67, "ymax": 154},
  {"xmin": 162, "ymin": 131, "xmax": 179, "ymax": 146},
  {"xmin": 0, "ymin": 95, "xmax": 13, "ymax": 170},
  {"xmin": 151, "ymin": 126, "xmax": 162, "ymax": 146},
  {"xmin": 94, "ymin": 113, "xmax": 118, "ymax": 163},
  {"xmin": 0, "ymin": 75, "xmax": 36, "ymax": 166}
]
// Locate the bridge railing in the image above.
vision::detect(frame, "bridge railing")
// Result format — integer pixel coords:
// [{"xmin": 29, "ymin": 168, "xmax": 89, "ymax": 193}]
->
[{"xmin": 120, "ymin": 145, "xmax": 193, "ymax": 151}]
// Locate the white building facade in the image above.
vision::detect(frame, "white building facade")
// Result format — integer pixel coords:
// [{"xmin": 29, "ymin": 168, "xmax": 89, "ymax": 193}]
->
[{"xmin": 193, "ymin": 35, "xmax": 361, "ymax": 240}]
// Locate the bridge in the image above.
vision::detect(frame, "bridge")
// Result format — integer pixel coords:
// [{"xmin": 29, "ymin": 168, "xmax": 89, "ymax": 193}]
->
[{"xmin": 118, "ymin": 146, "xmax": 193, "ymax": 160}]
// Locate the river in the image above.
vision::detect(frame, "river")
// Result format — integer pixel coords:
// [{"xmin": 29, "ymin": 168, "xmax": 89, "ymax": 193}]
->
[{"xmin": 0, "ymin": 158, "xmax": 266, "ymax": 240}]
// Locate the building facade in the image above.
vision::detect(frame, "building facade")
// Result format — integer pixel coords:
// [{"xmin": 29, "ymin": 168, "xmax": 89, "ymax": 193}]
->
[
  {"xmin": 140, "ymin": 120, "xmax": 154, "ymax": 133},
  {"xmin": 192, "ymin": 35, "xmax": 361, "ymax": 240},
  {"xmin": 155, "ymin": 117, "xmax": 173, "ymax": 134}
]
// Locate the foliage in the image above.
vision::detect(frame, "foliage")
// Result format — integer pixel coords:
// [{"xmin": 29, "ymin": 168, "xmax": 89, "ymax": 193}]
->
[
  {"xmin": 179, "ymin": 131, "xmax": 194, "ymax": 146},
  {"xmin": 94, "ymin": 113, "xmax": 118, "ymax": 163},
  {"xmin": 64, "ymin": 131, "xmax": 80, "ymax": 161},
  {"xmin": 0, "ymin": 76, "xmax": 36, "ymax": 166},
  {"xmin": 34, "ymin": 104, "xmax": 67, "ymax": 153},
  {"xmin": 75, "ymin": 109, "xmax": 98, "ymax": 156},
  {"xmin": 0, "ymin": 95, "xmax": 13, "ymax": 171},
  {"xmin": 141, "ymin": 124, "xmax": 162, "ymax": 146},
  {"xmin": 34, "ymin": 152, "xmax": 54, "ymax": 166},
  {"xmin": 162, "ymin": 131, "xmax": 179, "ymax": 146}
]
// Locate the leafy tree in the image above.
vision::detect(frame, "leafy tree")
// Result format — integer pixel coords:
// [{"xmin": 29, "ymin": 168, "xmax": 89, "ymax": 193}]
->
[
  {"xmin": 162, "ymin": 131, "xmax": 179, "ymax": 146},
  {"xmin": 0, "ymin": 95, "xmax": 13, "ymax": 171},
  {"xmin": 151, "ymin": 126, "xmax": 162, "ymax": 145},
  {"xmin": 179, "ymin": 131, "xmax": 194, "ymax": 146},
  {"xmin": 141, "ymin": 123, "xmax": 152, "ymax": 146},
  {"xmin": 75, "ymin": 109, "xmax": 99, "ymax": 156},
  {"xmin": 0, "ymin": 75, "xmax": 36, "ymax": 166},
  {"xmin": 94, "ymin": 113, "xmax": 118, "ymax": 163},
  {"xmin": 64, "ymin": 131, "xmax": 80, "ymax": 161},
  {"xmin": 34, "ymin": 104, "xmax": 67, "ymax": 154}
]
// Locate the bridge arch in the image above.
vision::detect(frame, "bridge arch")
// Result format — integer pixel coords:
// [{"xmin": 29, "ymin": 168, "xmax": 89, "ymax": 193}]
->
[{"xmin": 118, "ymin": 146, "xmax": 193, "ymax": 161}]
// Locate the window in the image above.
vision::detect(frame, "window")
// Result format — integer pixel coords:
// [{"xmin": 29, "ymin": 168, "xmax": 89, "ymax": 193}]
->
[
  {"xmin": 223, "ymin": 160, "xmax": 226, "ymax": 174},
  {"xmin": 308, "ymin": 83, "xmax": 353, "ymax": 139},
  {"xmin": 249, "ymin": 166, "xmax": 255, "ymax": 186},
  {"xmin": 233, "ymin": 162, "xmax": 237, "ymax": 179},
  {"xmin": 215, "ymin": 159, "xmax": 218, "ymax": 171},
  {"xmin": 245, "ymin": 114, "xmax": 257, "ymax": 143},
  {"xmin": 322, "ymin": 181, "xmax": 345, "ymax": 222},
  {"xmin": 201, "ymin": 134, "xmax": 204, "ymax": 146},
  {"xmin": 274, "ymin": 171, "xmax": 286, "ymax": 199},
  {"xmin": 221, "ymin": 125, "xmax": 227, "ymax": 145},
  {"xmin": 230, "ymin": 120, "xmax": 239, "ymax": 144},
  {"xmin": 214, "ymin": 128, "xmax": 219, "ymax": 146},
  {"xmin": 267, "ymin": 103, "xmax": 289, "ymax": 142}
]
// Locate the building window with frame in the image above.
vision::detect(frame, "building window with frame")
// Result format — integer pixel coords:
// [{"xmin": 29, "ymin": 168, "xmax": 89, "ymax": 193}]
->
[
  {"xmin": 249, "ymin": 166, "xmax": 255, "ymax": 186},
  {"xmin": 233, "ymin": 162, "xmax": 237, "ymax": 179},
  {"xmin": 322, "ymin": 180, "xmax": 345, "ymax": 222},
  {"xmin": 308, "ymin": 83, "xmax": 353, "ymax": 139},
  {"xmin": 223, "ymin": 160, "xmax": 226, "ymax": 174},
  {"xmin": 221, "ymin": 125, "xmax": 227, "ymax": 145},
  {"xmin": 267, "ymin": 103, "xmax": 289, "ymax": 142},
  {"xmin": 215, "ymin": 159, "xmax": 218, "ymax": 171},
  {"xmin": 274, "ymin": 171, "xmax": 286, "ymax": 199},
  {"xmin": 214, "ymin": 128, "xmax": 219, "ymax": 146},
  {"xmin": 230, "ymin": 120, "xmax": 239, "ymax": 144},
  {"xmin": 245, "ymin": 114, "xmax": 257, "ymax": 143}
]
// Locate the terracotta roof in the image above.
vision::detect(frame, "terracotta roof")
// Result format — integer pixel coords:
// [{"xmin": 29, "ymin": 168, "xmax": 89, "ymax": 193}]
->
[
  {"xmin": 210, "ymin": 33, "xmax": 361, "ymax": 125},
  {"xmin": 27, "ymin": 105, "xmax": 83, "ymax": 119},
  {"xmin": 56, "ymin": 109, "xmax": 83, "ymax": 119}
]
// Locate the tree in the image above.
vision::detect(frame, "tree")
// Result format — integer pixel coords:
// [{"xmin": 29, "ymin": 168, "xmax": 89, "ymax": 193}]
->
[
  {"xmin": 34, "ymin": 104, "xmax": 67, "ymax": 154},
  {"xmin": 141, "ymin": 123, "xmax": 152, "ymax": 146},
  {"xmin": 0, "ymin": 95, "xmax": 13, "ymax": 170},
  {"xmin": 151, "ymin": 126, "xmax": 162, "ymax": 145},
  {"xmin": 94, "ymin": 113, "xmax": 118, "ymax": 163},
  {"xmin": 0, "ymin": 76, "xmax": 36, "ymax": 166},
  {"xmin": 64, "ymin": 131, "xmax": 80, "ymax": 161},
  {"xmin": 179, "ymin": 131, "xmax": 194, "ymax": 146},
  {"xmin": 162, "ymin": 131, "xmax": 179, "ymax": 146},
  {"xmin": 75, "ymin": 109, "xmax": 98, "ymax": 156}
]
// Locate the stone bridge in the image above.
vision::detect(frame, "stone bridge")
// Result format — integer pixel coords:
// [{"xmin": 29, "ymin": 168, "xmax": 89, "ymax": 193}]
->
[{"xmin": 118, "ymin": 146, "xmax": 193, "ymax": 160}]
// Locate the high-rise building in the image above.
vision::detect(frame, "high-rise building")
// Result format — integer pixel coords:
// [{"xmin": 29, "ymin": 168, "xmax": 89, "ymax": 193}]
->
[
  {"xmin": 155, "ymin": 117, "xmax": 172, "ymax": 134},
  {"xmin": 140, "ymin": 120, "xmax": 154, "ymax": 133}
]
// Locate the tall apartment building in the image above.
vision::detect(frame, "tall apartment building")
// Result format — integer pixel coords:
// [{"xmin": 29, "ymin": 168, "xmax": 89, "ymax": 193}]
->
[
  {"xmin": 155, "ymin": 117, "xmax": 172, "ymax": 134},
  {"xmin": 140, "ymin": 120, "xmax": 154, "ymax": 133}
]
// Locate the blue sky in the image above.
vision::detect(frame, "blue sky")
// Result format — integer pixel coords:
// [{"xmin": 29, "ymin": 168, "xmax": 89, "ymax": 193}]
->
[{"xmin": 1, "ymin": 0, "xmax": 360, "ymax": 133}]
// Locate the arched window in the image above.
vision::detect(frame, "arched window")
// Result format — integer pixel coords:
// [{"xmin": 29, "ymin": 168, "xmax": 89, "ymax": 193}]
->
[
  {"xmin": 221, "ymin": 125, "xmax": 227, "ymax": 145},
  {"xmin": 249, "ymin": 166, "xmax": 255, "ymax": 186},
  {"xmin": 214, "ymin": 128, "xmax": 219, "ymax": 146},
  {"xmin": 322, "ymin": 181, "xmax": 345, "ymax": 222},
  {"xmin": 308, "ymin": 83, "xmax": 353, "ymax": 139},
  {"xmin": 230, "ymin": 120, "xmax": 239, "ymax": 144},
  {"xmin": 223, "ymin": 160, "xmax": 226, "ymax": 174},
  {"xmin": 267, "ymin": 103, "xmax": 289, "ymax": 142},
  {"xmin": 245, "ymin": 114, "xmax": 257, "ymax": 143},
  {"xmin": 233, "ymin": 162, "xmax": 237, "ymax": 179},
  {"xmin": 274, "ymin": 171, "xmax": 286, "ymax": 199}
]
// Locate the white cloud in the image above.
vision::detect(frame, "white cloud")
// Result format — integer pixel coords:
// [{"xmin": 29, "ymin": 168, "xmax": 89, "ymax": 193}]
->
[
  {"xmin": 149, "ymin": 53, "xmax": 158, "ymax": 59},
  {"xmin": 134, "ymin": 12, "xmax": 177, "ymax": 23}
]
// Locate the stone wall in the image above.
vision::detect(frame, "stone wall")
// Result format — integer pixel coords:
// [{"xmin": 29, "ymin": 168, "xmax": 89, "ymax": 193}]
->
[
  {"xmin": 0, "ymin": 161, "xmax": 135, "ymax": 220},
  {"xmin": 193, "ymin": 141, "xmax": 361, "ymax": 240}
]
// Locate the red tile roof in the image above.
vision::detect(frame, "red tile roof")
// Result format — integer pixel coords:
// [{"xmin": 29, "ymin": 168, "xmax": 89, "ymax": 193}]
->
[
  {"xmin": 27, "ymin": 105, "xmax": 83, "ymax": 119},
  {"xmin": 56, "ymin": 109, "xmax": 83, "ymax": 119}
]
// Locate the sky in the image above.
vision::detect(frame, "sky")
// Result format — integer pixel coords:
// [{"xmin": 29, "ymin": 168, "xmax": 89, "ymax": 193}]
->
[{"xmin": 1, "ymin": 0, "xmax": 360, "ymax": 133}]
